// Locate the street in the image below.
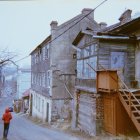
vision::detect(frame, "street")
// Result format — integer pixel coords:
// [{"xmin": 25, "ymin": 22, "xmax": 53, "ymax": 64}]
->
[{"xmin": 0, "ymin": 97, "xmax": 81, "ymax": 140}]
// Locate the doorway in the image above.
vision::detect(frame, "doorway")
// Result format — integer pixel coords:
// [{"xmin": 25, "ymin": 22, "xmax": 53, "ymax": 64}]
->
[{"xmin": 46, "ymin": 102, "xmax": 49, "ymax": 122}]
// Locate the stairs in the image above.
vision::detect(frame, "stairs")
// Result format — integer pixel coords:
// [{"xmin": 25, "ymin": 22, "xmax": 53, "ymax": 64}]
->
[{"xmin": 118, "ymin": 77, "xmax": 140, "ymax": 133}]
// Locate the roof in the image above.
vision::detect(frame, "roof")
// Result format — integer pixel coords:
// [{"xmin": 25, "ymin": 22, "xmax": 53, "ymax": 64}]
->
[
  {"xmin": 30, "ymin": 8, "xmax": 100, "ymax": 56},
  {"xmin": 98, "ymin": 16, "xmax": 140, "ymax": 35},
  {"xmin": 22, "ymin": 88, "xmax": 30, "ymax": 98},
  {"xmin": 98, "ymin": 22, "xmax": 120, "ymax": 34},
  {"xmin": 57, "ymin": 12, "xmax": 99, "ymax": 31},
  {"xmin": 72, "ymin": 28, "xmax": 94, "ymax": 46},
  {"xmin": 107, "ymin": 16, "xmax": 140, "ymax": 34},
  {"xmin": 30, "ymin": 35, "xmax": 51, "ymax": 55},
  {"xmin": 72, "ymin": 31, "xmax": 85, "ymax": 46}
]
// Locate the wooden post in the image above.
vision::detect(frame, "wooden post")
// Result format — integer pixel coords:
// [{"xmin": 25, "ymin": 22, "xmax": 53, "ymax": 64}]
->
[{"xmin": 129, "ymin": 92, "xmax": 132, "ymax": 118}]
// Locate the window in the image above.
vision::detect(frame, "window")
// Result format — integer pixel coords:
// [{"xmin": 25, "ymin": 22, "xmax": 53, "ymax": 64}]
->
[
  {"xmin": 84, "ymin": 46, "xmax": 90, "ymax": 57},
  {"xmin": 45, "ymin": 44, "xmax": 50, "ymax": 59},
  {"xmin": 47, "ymin": 70, "xmax": 51, "ymax": 87},
  {"xmin": 111, "ymin": 52, "xmax": 125, "ymax": 69},
  {"xmin": 84, "ymin": 59, "xmax": 89, "ymax": 78},
  {"xmin": 48, "ymin": 88, "xmax": 52, "ymax": 96},
  {"xmin": 76, "ymin": 43, "xmax": 98, "ymax": 79},
  {"xmin": 39, "ymin": 74, "xmax": 41, "ymax": 86},
  {"xmin": 38, "ymin": 97, "xmax": 40, "ymax": 112},
  {"xmin": 42, "ymin": 73, "xmax": 45, "ymax": 87},
  {"xmin": 77, "ymin": 60, "xmax": 83, "ymax": 78},
  {"xmin": 35, "ymin": 95, "xmax": 37, "ymax": 108},
  {"xmin": 42, "ymin": 47, "xmax": 45, "ymax": 60},
  {"xmin": 89, "ymin": 57, "xmax": 97, "ymax": 78},
  {"xmin": 42, "ymin": 99, "xmax": 44, "ymax": 113}
]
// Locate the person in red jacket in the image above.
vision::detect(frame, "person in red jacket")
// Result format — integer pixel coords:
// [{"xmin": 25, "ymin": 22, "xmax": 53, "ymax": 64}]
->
[{"xmin": 2, "ymin": 107, "xmax": 12, "ymax": 139}]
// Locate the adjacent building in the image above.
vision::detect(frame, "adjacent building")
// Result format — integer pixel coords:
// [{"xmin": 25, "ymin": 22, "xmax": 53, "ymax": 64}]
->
[{"xmin": 30, "ymin": 8, "xmax": 100, "ymax": 123}]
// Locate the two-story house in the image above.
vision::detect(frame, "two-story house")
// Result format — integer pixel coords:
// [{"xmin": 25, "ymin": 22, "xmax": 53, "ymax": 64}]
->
[
  {"xmin": 30, "ymin": 8, "xmax": 100, "ymax": 123},
  {"xmin": 72, "ymin": 9, "xmax": 140, "ymax": 136}
]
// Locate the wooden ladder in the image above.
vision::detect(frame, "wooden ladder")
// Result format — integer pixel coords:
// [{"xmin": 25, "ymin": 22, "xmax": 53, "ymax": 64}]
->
[{"xmin": 118, "ymin": 76, "xmax": 140, "ymax": 133}]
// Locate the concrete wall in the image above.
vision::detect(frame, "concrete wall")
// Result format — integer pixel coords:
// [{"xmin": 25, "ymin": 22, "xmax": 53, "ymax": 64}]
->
[
  {"xmin": 31, "ymin": 8, "xmax": 100, "ymax": 123},
  {"xmin": 50, "ymin": 10, "xmax": 100, "ymax": 99},
  {"xmin": 51, "ymin": 99, "xmax": 72, "ymax": 121}
]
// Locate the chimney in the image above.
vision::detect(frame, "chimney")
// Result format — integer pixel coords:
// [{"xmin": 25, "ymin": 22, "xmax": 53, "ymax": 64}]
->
[
  {"xmin": 81, "ymin": 8, "xmax": 94, "ymax": 17},
  {"xmin": 99, "ymin": 22, "xmax": 107, "ymax": 29},
  {"xmin": 119, "ymin": 9, "xmax": 132, "ymax": 24},
  {"xmin": 50, "ymin": 21, "xmax": 58, "ymax": 36},
  {"xmin": 50, "ymin": 21, "xmax": 58, "ymax": 30},
  {"xmin": 82, "ymin": 8, "xmax": 93, "ymax": 15}
]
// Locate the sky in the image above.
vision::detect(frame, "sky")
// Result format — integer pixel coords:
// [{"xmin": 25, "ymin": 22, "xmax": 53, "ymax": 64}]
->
[{"xmin": 0, "ymin": 0, "xmax": 140, "ymax": 68}]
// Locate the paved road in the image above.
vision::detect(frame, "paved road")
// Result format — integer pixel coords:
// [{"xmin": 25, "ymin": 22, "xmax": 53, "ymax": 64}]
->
[{"xmin": 0, "ymin": 97, "xmax": 81, "ymax": 140}]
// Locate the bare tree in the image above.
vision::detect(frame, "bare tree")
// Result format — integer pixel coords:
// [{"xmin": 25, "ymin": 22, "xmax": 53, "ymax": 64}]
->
[
  {"xmin": 0, "ymin": 48, "xmax": 17, "ymax": 66},
  {"xmin": 0, "ymin": 48, "xmax": 17, "ymax": 97}
]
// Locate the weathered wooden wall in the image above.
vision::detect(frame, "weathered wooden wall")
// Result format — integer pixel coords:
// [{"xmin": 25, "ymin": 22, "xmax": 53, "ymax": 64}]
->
[
  {"xmin": 77, "ymin": 93, "xmax": 96, "ymax": 136},
  {"xmin": 75, "ymin": 78, "xmax": 96, "ymax": 89},
  {"xmin": 98, "ymin": 40, "xmax": 135, "ymax": 87}
]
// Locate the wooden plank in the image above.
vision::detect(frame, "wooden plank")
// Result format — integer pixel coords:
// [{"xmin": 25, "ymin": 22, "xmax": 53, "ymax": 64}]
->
[
  {"xmin": 103, "ymin": 95, "xmax": 116, "ymax": 135},
  {"xmin": 135, "ymin": 116, "xmax": 140, "ymax": 119},
  {"xmin": 132, "ymin": 104, "xmax": 140, "ymax": 107}
]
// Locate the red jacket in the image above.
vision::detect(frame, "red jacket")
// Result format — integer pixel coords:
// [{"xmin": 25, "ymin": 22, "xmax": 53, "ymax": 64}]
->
[{"xmin": 2, "ymin": 108, "xmax": 12, "ymax": 123}]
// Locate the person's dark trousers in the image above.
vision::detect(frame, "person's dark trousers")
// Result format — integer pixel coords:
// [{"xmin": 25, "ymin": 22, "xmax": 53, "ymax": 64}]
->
[{"xmin": 3, "ymin": 123, "xmax": 10, "ymax": 139}]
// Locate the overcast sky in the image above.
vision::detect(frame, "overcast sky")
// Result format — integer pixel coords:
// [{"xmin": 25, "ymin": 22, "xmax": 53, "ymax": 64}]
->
[{"xmin": 0, "ymin": 0, "xmax": 139, "ymax": 68}]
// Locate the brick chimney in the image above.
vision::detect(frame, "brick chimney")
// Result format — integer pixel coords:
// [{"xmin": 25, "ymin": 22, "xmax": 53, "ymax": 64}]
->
[
  {"xmin": 50, "ymin": 21, "xmax": 58, "ymax": 35},
  {"xmin": 81, "ymin": 8, "xmax": 94, "ymax": 18},
  {"xmin": 99, "ymin": 22, "xmax": 107, "ymax": 29},
  {"xmin": 82, "ymin": 8, "xmax": 93, "ymax": 15},
  {"xmin": 50, "ymin": 21, "xmax": 58, "ymax": 30},
  {"xmin": 119, "ymin": 9, "xmax": 132, "ymax": 24}
]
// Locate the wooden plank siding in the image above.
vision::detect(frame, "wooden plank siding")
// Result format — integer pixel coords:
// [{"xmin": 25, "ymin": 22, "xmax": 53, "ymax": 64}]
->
[
  {"xmin": 98, "ymin": 41, "xmax": 135, "ymax": 87},
  {"xmin": 75, "ymin": 78, "xmax": 96, "ymax": 89},
  {"xmin": 77, "ymin": 93, "xmax": 96, "ymax": 136}
]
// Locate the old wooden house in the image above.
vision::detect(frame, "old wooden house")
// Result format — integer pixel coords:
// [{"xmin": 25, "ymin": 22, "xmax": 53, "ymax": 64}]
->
[
  {"xmin": 98, "ymin": 11, "xmax": 140, "ymax": 136},
  {"xmin": 30, "ymin": 8, "xmax": 100, "ymax": 123},
  {"xmin": 72, "ymin": 9, "xmax": 140, "ymax": 136}
]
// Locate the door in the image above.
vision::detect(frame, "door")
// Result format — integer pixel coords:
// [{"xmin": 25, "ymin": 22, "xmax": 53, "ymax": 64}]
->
[
  {"xmin": 46, "ymin": 103, "xmax": 49, "ymax": 122},
  {"xmin": 104, "ymin": 95, "xmax": 116, "ymax": 135},
  {"xmin": 30, "ymin": 94, "xmax": 33, "ymax": 116}
]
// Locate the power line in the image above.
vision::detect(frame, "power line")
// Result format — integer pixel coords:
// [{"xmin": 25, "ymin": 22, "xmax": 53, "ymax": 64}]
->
[
  {"xmin": 15, "ymin": 55, "xmax": 30, "ymax": 63},
  {"xmin": 49, "ymin": 0, "xmax": 108, "ymax": 44},
  {"xmin": 5, "ymin": 0, "xmax": 107, "ymax": 64}
]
